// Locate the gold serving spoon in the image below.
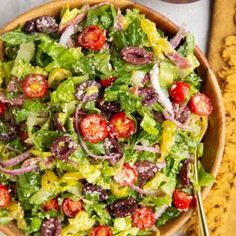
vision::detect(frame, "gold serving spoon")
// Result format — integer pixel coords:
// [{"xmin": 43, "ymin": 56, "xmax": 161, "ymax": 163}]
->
[{"xmin": 192, "ymin": 148, "xmax": 210, "ymax": 236}]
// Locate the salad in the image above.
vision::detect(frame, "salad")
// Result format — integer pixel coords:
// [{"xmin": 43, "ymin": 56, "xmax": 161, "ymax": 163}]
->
[{"xmin": 0, "ymin": 3, "xmax": 214, "ymax": 236}]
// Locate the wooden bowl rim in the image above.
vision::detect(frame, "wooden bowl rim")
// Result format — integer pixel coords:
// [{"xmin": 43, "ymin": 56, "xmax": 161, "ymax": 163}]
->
[{"xmin": 0, "ymin": 0, "xmax": 225, "ymax": 235}]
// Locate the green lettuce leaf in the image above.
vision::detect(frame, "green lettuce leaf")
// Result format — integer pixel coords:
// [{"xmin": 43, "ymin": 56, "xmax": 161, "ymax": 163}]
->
[
  {"xmin": 16, "ymin": 172, "xmax": 41, "ymax": 209},
  {"xmin": 140, "ymin": 113, "xmax": 159, "ymax": 136},
  {"xmin": 11, "ymin": 59, "xmax": 48, "ymax": 79},
  {"xmin": 156, "ymin": 207, "xmax": 180, "ymax": 227},
  {"xmin": 198, "ymin": 163, "xmax": 214, "ymax": 187},
  {"xmin": 0, "ymin": 30, "xmax": 40, "ymax": 45},
  {"xmin": 39, "ymin": 37, "xmax": 83, "ymax": 70}
]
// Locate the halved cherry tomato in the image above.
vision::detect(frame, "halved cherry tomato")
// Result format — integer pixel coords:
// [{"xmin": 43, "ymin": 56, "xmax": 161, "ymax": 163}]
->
[
  {"xmin": 169, "ymin": 81, "xmax": 190, "ymax": 104},
  {"xmin": 173, "ymin": 189, "xmax": 193, "ymax": 211},
  {"xmin": 90, "ymin": 225, "xmax": 112, "ymax": 236},
  {"xmin": 100, "ymin": 76, "xmax": 117, "ymax": 88},
  {"xmin": 114, "ymin": 163, "xmax": 138, "ymax": 186},
  {"xmin": 22, "ymin": 74, "xmax": 48, "ymax": 98},
  {"xmin": 80, "ymin": 114, "xmax": 108, "ymax": 143},
  {"xmin": 110, "ymin": 112, "xmax": 135, "ymax": 139},
  {"xmin": 62, "ymin": 198, "xmax": 83, "ymax": 218},
  {"xmin": 43, "ymin": 198, "xmax": 59, "ymax": 212},
  {"xmin": 132, "ymin": 207, "xmax": 155, "ymax": 230},
  {"xmin": 0, "ymin": 185, "xmax": 10, "ymax": 208},
  {"xmin": 78, "ymin": 25, "xmax": 106, "ymax": 51},
  {"xmin": 0, "ymin": 102, "xmax": 6, "ymax": 116},
  {"xmin": 188, "ymin": 92, "xmax": 213, "ymax": 116}
]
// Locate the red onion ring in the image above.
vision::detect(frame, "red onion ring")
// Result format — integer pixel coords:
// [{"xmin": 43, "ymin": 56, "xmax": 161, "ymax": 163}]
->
[
  {"xmin": 0, "ymin": 164, "xmax": 38, "ymax": 176},
  {"xmin": 78, "ymin": 134, "xmax": 120, "ymax": 160},
  {"xmin": 170, "ymin": 24, "xmax": 187, "ymax": 49},
  {"xmin": 125, "ymin": 144, "xmax": 160, "ymax": 153},
  {"xmin": 129, "ymin": 184, "xmax": 166, "ymax": 197},
  {"xmin": 0, "ymin": 150, "xmax": 31, "ymax": 168}
]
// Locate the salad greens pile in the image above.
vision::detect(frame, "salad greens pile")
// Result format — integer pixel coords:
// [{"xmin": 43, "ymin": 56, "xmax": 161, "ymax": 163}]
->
[{"xmin": 0, "ymin": 3, "xmax": 214, "ymax": 236}]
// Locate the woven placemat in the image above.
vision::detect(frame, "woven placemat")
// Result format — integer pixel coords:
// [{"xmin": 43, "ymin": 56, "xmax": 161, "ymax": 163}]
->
[{"xmin": 184, "ymin": 1, "xmax": 236, "ymax": 235}]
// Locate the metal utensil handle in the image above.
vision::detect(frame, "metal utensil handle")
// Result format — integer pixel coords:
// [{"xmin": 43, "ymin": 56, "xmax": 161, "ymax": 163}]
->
[
  {"xmin": 196, "ymin": 190, "xmax": 210, "ymax": 236},
  {"xmin": 193, "ymin": 148, "xmax": 210, "ymax": 236}
]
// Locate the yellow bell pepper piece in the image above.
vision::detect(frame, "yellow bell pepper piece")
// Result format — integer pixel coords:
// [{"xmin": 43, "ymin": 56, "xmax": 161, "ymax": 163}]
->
[
  {"xmin": 31, "ymin": 149, "xmax": 52, "ymax": 158},
  {"xmin": 143, "ymin": 172, "xmax": 168, "ymax": 191},
  {"xmin": 8, "ymin": 201, "xmax": 27, "ymax": 230},
  {"xmin": 62, "ymin": 211, "xmax": 95, "ymax": 236},
  {"xmin": 140, "ymin": 18, "xmax": 172, "ymax": 58},
  {"xmin": 110, "ymin": 181, "xmax": 128, "ymax": 198},
  {"xmin": 159, "ymin": 120, "xmax": 177, "ymax": 162},
  {"xmin": 48, "ymin": 68, "xmax": 72, "ymax": 88},
  {"xmin": 41, "ymin": 170, "xmax": 58, "ymax": 189}
]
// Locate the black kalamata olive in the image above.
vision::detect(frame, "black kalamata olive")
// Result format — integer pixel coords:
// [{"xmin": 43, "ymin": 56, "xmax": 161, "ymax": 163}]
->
[
  {"xmin": 53, "ymin": 113, "xmax": 65, "ymax": 132},
  {"xmin": 40, "ymin": 218, "xmax": 61, "ymax": 236},
  {"xmin": 76, "ymin": 80, "xmax": 101, "ymax": 102},
  {"xmin": 24, "ymin": 19, "xmax": 37, "ymax": 34},
  {"xmin": 173, "ymin": 103, "xmax": 190, "ymax": 124},
  {"xmin": 24, "ymin": 16, "xmax": 58, "ymax": 34},
  {"xmin": 108, "ymin": 197, "xmax": 138, "ymax": 218},
  {"xmin": 179, "ymin": 159, "xmax": 191, "ymax": 187},
  {"xmin": 121, "ymin": 47, "xmax": 152, "ymax": 65},
  {"xmin": 154, "ymin": 112, "xmax": 165, "ymax": 123},
  {"xmin": 134, "ymin": 161, "xmax": 158, "ymax": 181},
  {"xmin": 96, "ymin": 100, "xmax": 120, "ymax": 113},
  {"xmin": 138, "ymin": 88, "xmax": 159, "ymax": 106},
  {"xmin": 35, "ymin": 16, "xmax": 58, "ymax": 34},
  {"xmin": 50, "ymin": 135, "xmax": 77, "ymax": 160},
  {"xmin": 82, "ymin": 183, "xmax": 109, "ymax": 201},
  {"xmin": 104, "ymin": 136, "xmax": 123, "ymax": 164}
]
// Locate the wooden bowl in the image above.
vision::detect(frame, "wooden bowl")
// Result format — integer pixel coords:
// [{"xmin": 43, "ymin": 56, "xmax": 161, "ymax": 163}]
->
[{"xmin": 0, "ymin": 0, "xmax": 225, "ymax": 235}]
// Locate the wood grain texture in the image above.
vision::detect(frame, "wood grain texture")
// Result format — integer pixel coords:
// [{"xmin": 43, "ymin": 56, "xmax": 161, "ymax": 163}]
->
[
  {"xmin": 208, "ymin": 0, "xmax": 236, "ymax": 74},
  {"xmin": 0, "ymin": 0, "xmax": 225, "ymax": 235}
]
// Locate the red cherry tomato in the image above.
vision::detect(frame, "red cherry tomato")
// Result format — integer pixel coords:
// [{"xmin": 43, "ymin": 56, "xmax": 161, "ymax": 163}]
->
[
  {"xmin": 90, "ymin": 226, "xmax": 112, "ymax": 236},
  {"xmin": 100, "ymin": 77, "xmax": 117, "ymax": 88},
  {"xmin": 114, "ymin": 163, "xmax": 138, "ymax": 186},
  {"xmin": 22, "ymin": 74, "xmax": 48, "ymax": 98},
  {"xmin": 80, "ymin": 114, "xmax": 108, "ymax": 143},
  {"xmin": 43, "ymin": 198, "xmax": 59, "ymax": 212},
  {"xmin": 0, "ymin": 102, "xmax": 6, "ymax": 116},
  {"xmin": 78, "ymin": 25, "xmax": 106, "ymax": 51},
  {"xmin": 62, "ymin": 198, "xmax": 83, "ymax": 218},
  {"xmin": 0, "ymin": 185, "xmax": 10, "ymax": 208},
  {"xmin": 173, "ymin": 189, "xmax": 193, "ymax": 211},
  {"xmin": 110, "ymin": 112, "xmax": 135, "ymax": 139},
  {"xmin": 188, "ymin": 92, "xmax": 213, "ymax": 116},
  {"xmin": 169, "ymin": 81, "xmax": 190, "ymax": 104},
  {"xmin": 132, "ymin": 207, "xmax": 155, "ymax": 230}
]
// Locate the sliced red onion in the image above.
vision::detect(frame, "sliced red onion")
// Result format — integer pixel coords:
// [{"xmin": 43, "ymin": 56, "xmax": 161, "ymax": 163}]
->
[
  {"xmin": 129, "ymin": 184, "xmax": 166, "ymax": 197},
  {"xmin": 170, "ymin": 24, "xmax": 187, "ymax": 49},
  {"xmin": 124, "ymin": 144, "xmax": 160, "ymax": 153},
  {"xmin": 54, "ymin": 113, "xmax": 66, "ymax": 132},
  {"xmin": 0, "ymin": 150, "xmax": 31, "ymax": 168},
  {"xmin": 0, "ymin": 92, "xmax": 24, "ymax": 106},
  {"xmin": 59, "ymin": 25, "xmax": 78, "ymax": 48},
  {"xmin": 150, "ymin": 64, "xmax": 174, "ymax": 116},
  {"xmin": 0, "ymin": 164, "xmax": 38, "ymax": 176},
  {"xmin": 166, "ymin": 51, "xmax": 191, "ymax": 69},
  {"xmin": 115, "ymin": 8, "xmax": 124, "ymax": 31},
  {"xmin": 78, "ymin": 134, "xmax": 120, "ymax": 160},
  {"xmin": 74, "ymin": 104, "xmax": 84, "ymax": 134}
]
